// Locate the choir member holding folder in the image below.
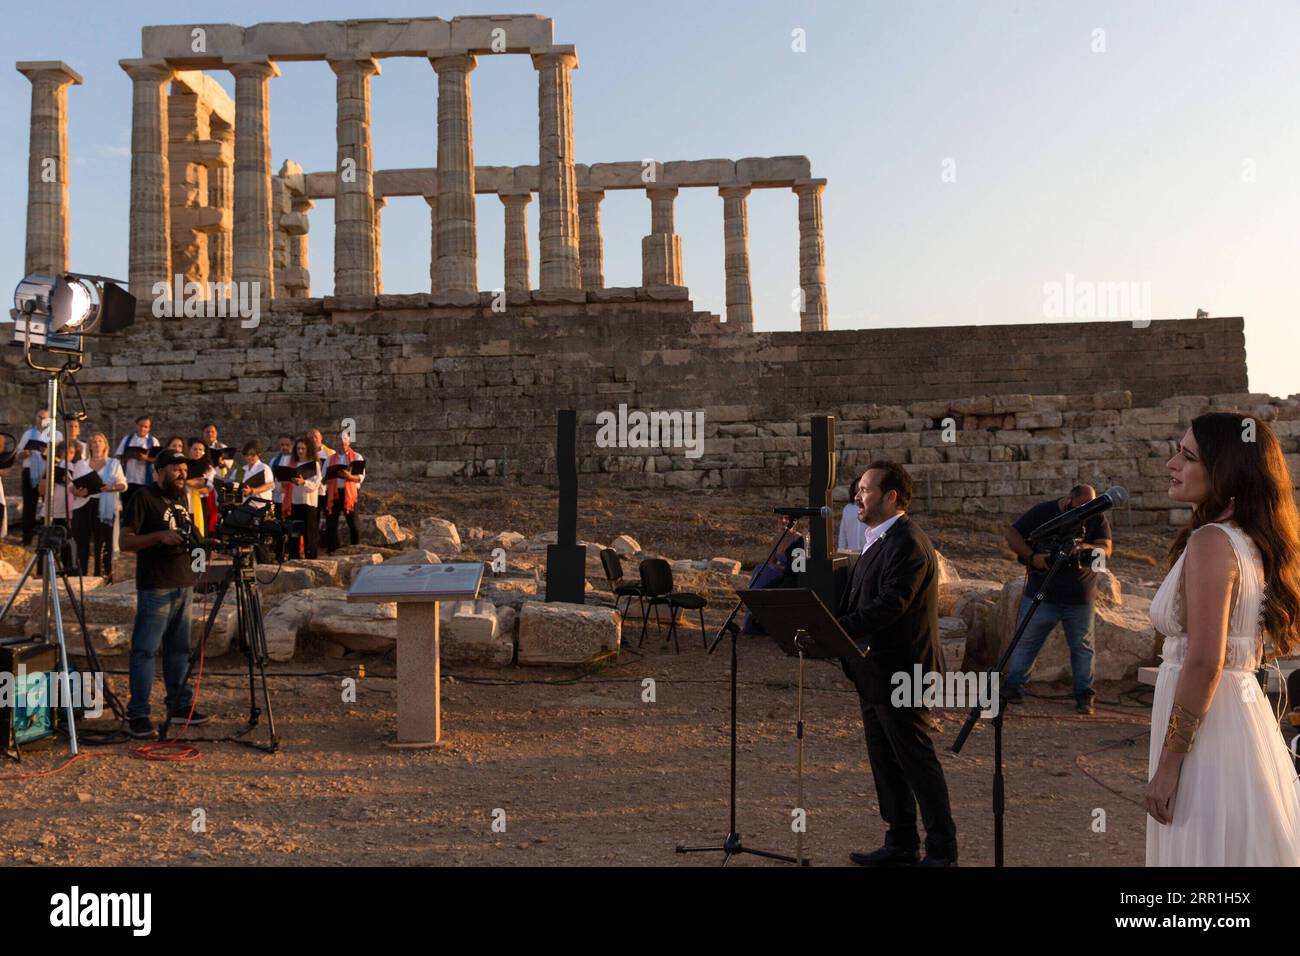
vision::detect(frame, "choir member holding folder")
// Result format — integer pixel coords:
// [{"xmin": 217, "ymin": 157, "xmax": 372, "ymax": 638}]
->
[
  {"xmin": 39, "ymin": 441, "xmax": 90, "ymax": 573},
  {"xmin": 184, "ymin": 438, "xmax": 218, "ymax": 537},
  {"xmin": 115, "ymin": 415, "xmax": 160, "ymax": 514},
  {"xmin": 17, "ymin": 408, "xmax": 61, "ymax": 546},
  {"xmin": 324, "ymin": 430, "xmax": 366, "ymax": 553},
  {"xmin": 269, "ymin": 435, "xmax": 294, "ymax": 511},
  {"xmin": 281, "ymin": 437, "xmax": 322, "ymax": 559},
  {"xmin": 83, "ymin": 433, "xmax": 128, "ymax": 580}
]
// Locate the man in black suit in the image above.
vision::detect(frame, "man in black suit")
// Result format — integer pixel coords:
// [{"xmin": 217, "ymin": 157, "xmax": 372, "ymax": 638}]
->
[{"xmin": 837, "ymin": 460, "xmax": 958, "ymax": 867}]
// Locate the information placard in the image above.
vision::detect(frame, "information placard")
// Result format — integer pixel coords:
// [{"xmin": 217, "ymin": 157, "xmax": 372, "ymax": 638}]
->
[{"xmin": 347, "ymin": 562, "xmax": 484, "ymax": 603}]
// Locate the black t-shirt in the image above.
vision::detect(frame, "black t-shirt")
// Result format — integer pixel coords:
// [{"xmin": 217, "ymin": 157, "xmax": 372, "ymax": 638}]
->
[
  {"xmin": 125, "ymin": 483, "xmax": 196, "ymax": 591},
  {"xmin": 1013, "ymin": 499, "xmax": 1112, "ymax": 605}
]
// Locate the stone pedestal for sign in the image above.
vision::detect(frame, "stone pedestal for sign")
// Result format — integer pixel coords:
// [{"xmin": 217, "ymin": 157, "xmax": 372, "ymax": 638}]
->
[{"xmin": 394, "ymin": 602, "xmax": 442, "ymax": 747}]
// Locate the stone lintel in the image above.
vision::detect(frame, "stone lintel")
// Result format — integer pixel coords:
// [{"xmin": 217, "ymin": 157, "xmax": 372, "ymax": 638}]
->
[
  {"xmin": 302, "ymin": 159, "xmax": 818, "ymax": 198},
  {"xmin": 142, "ymin": 17, "xmax": 553, "ymax": 62}
]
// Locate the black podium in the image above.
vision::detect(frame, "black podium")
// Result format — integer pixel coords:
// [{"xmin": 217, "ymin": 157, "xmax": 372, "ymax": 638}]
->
[{"xmin": 739, "ymin": 588, "xmax": 863, "ymax": 865}]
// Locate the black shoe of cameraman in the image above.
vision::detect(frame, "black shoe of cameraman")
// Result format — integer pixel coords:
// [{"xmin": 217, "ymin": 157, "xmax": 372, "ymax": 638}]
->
[
  {"xmin": 168, "ymin": 709, "xmax": 210, "ymax": 726},
  {"xmin": 127, "ymin": 717, "xmax": 156, "ymax": 740}
]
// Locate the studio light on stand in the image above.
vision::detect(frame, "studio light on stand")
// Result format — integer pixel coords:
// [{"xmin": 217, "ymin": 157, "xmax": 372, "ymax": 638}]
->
[{"xmin": 0, "ymin": 272, "xmax": 136, "ymax": 758}]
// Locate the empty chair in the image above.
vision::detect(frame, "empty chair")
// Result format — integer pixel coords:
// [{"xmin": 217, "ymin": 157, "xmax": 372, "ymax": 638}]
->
[
  {"xmin": 638, "ymin": 558, "xmax": 708, "ymax": 653},
  {"xmin": 600, "ymin": 547, "xmax": 644, "ymax": 620}
]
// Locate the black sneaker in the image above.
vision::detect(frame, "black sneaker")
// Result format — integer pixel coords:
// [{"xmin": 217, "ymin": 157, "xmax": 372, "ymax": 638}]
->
[
  {"xmin": 168, "ymin": 709, "xmax": 210, "ymax": 726},
  {"xmin": 1076, "ymin": 696, "xmax": 1096, "ymax": 716},
  {"xmin": 1003, "ymin": 687, "xmax": 1025, "ymax": 704},
  {"xmin": 127, "ymin": 717, "xmax": 156, "ymax": 739}
]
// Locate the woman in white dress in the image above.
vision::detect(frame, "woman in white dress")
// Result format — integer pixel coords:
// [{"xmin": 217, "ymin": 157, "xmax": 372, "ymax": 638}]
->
[{"xmin": 1145, "ymin": 412, "xmax": 1300, "ymax": 865}]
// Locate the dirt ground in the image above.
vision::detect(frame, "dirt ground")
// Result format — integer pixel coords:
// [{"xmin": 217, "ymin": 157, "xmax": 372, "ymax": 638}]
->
[{"xmin": 0, "ymin": 487, "xmax": 1180, "ymax": 866}]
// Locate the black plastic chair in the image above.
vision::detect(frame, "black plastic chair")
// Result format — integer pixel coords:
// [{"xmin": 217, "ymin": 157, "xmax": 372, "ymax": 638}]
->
[
  {"xmin": 600, "ymin": 548, "xmax": 644, "ymax": 620},
  {"xmin": 638, "ymin": 558, "xmax": 708, "ymax": 653}
]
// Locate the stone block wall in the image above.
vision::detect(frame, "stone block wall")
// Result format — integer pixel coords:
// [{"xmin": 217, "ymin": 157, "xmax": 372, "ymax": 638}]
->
[{"xmin": 0, "ymin": 300, "xmax": 1261, "ymax": 526}]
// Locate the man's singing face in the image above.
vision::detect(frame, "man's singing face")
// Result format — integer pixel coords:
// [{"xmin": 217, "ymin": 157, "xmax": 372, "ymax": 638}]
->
[
  {"xmin": 854, "ymin": 468, "xmax": 898, "ymax": 528},
  {"xmin": 202, "ymin": 424, "xmax": 218, "ymax": 447},
  {"xmin": 136, "ymin": 418, "xmax": 151, "ymax": 437}
]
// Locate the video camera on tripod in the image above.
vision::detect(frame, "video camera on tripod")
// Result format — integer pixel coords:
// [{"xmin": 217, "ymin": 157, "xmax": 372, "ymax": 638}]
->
[{"xmin": 212, "ymin": 497, "xmax": 303, "ymax": 562}]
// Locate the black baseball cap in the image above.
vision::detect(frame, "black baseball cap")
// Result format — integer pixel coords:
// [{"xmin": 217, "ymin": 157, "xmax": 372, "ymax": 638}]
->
[{"xmin": 154, "ymin": 449, "xmax": 190, "ymax": 470}]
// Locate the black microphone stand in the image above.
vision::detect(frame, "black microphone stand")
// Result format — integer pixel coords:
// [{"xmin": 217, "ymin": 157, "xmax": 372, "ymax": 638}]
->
[
  {"xmin": 675, "ymin": 516, "xmax": 801, "ymax": 866},
  {"xmin": 951, "ymin": 528, "xmax": 1081, "ymax": 866}
]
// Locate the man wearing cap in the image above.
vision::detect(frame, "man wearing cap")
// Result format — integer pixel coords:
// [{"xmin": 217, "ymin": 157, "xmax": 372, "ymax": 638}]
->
[{"xmin": 120, "ymin": 449, "xmax": 209, "ymax": 739}]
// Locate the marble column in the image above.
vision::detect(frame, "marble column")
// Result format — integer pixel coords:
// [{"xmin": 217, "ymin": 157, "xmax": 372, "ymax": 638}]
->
[
  {"xmin": 429, "ymin": 52, "xmax": 477, "ymax": 294},
  {"xmin": 17, "ymin": 61, "xmax": 81, "ymax": 278},
  {"xmin": 577, "ymin": 188, "xmax": 604, "ymax": 290},
  {"xmin": 532, "ymin": 47, "xmax": 581, "ymax": 291},
  {"xmin": 423, "ymin": 192, "xmax": 439, "ymax": 293},
  {"xmin": 500, "ymin": 190, "xmax": 532, "ymax": 295},
  {"xmin": 641, "ymin": 186, "xmax": 682, "ymax": 287},
  {"xmin": 283, "ymin": 191, "xmax": 313, "ymax": 297},
  {"xmin": 120, "ymin": 59, "xmax": 173, "ymax": 302},
  {"xmin": 226, "ymin": 57, "xmax": 279, "ymax": 298},
  {"xmin": 167, "ymin": 90, "xmax": 210, "ymax": 289},
  {"xmin": 207, "ymin": 119, "xmax": 234, "ymax": 289},
  {"xmin": 329, "ymin": 56, "xmax": 379, "ymax": 297},
  {"xmin": 719, "ymin": 184, "xmax": 754, "ymax": 332},
  {"xmin": 793, "ymin": 178, "xmax": 828, "ymax": 332},
  {"xmin": 373, "ymin": 192, "xmax": 386, "ymax": 295}
]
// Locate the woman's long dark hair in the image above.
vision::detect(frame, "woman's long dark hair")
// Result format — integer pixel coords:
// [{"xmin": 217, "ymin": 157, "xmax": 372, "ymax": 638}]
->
[{"xmin": 1169, "ymin": 412, "xmax": 1300, "ymax": 654}]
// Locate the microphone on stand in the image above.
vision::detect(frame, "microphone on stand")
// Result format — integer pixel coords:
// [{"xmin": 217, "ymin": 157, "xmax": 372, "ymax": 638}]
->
[
  {"xmin": 773, "ymin": 506, "xmax": 832, "ymax": 519},
  {"xmin": 1024, "ymin": 486, "xmax": 1128, "ymax": 545}
]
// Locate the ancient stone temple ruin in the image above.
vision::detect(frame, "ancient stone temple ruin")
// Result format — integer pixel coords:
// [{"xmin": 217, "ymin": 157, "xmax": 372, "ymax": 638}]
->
[{"xmin": 10, "ymin": 15, "xmax": 1284, "ymax": 527}]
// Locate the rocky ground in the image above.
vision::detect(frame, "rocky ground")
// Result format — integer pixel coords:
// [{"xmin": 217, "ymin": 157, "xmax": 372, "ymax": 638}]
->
[{"xmin": 0, "ymin": 485, "xmax": 1242, "ymax": 866}]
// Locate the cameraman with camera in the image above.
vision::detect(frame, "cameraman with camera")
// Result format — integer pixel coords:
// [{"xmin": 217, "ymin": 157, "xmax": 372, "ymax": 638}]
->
[
  {"xmin": 120, "ymin": 449, "xmax": 208, "ymax": 739},
  {"xmin": 1002, "ymin": 483, "xmax": 1113, "ymax": 715}
]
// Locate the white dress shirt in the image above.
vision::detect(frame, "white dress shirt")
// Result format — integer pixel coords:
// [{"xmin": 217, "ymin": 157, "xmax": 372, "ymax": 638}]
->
[{"xmin": 861, "ymin": 512, "xmax": 905, "ymax": 555}]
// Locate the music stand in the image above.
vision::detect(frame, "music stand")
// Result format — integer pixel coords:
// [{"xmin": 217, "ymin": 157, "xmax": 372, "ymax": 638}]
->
[{"xmin": 736, "ymin": 588, "xmax": 864, "ymax": 866}]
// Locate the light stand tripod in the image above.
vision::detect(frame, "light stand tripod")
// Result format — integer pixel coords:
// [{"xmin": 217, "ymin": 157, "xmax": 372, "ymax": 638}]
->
[
  {"xmin": 951, "ymin": 528, "xmax": 1080, "ymax": 866},
  {"xmin": 162, "ymin": 542, "xmax": 278, "ymax": 753},
  {"xmin": 675, "ymin": 517, "xmax": 801, "ymax": 866},
  {"xmin": 0, "ymin": 365, "xmax": 86, "ymax": 756}
]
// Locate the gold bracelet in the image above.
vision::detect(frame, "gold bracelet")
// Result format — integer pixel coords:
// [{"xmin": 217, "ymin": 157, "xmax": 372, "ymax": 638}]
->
[{"xmin": 1164, "ymin": 702, "xmax": 1201, "ymax": 753}]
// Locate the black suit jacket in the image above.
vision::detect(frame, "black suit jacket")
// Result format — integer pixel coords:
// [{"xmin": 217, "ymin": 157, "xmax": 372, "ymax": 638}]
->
[{"xmin": 837, "ymin": 514, "xmax": 944, "ymax": 706}]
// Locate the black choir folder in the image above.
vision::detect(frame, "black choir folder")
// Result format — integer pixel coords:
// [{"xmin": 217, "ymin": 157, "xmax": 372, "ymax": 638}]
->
[
  {"xmin": 324, "ymin": 459, "xmax": 365, "ymax": 479},
  {"xmin": 120, "ymin": 445, "xmax": 158, "ymax": 462},
  {"xmin": 272, "ymin": 461, "xmax": 319, "ymax": 481},
  {"xmin": 735, "ymin": 588, "xmax": 865, "ymax": 660},
  {"xmin": 51, "ymin": 467, "xmax": 105, "ymax": 494}
]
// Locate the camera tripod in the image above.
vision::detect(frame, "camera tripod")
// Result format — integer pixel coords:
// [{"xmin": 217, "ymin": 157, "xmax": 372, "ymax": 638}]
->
[{"xmin": 163, "ymin": 543, "xmax": 278, "ymax": 753}]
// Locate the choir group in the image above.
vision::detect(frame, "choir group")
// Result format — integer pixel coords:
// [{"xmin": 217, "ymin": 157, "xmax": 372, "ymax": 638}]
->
[{"xmin": 3, "ymin": 410, "xmax": 367, "ymax": 579}]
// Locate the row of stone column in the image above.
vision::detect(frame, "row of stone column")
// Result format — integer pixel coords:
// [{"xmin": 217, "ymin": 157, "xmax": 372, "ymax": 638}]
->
[
  {"xmin": 84, "ymin": 53, "xmax": 824, "ymax": 330},
  {"xmin": 422, "ymin": 179, "xmax": 827, "ymax": 332},
  {"xmin": 120, "ymin": 48, "xmax": 582, "ymax": 306}
]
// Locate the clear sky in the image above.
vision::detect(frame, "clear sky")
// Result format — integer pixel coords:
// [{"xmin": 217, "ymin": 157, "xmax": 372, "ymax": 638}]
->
[{"xmin": 3, "ymin": 0, "xmax": 1296, "ymax": 397}]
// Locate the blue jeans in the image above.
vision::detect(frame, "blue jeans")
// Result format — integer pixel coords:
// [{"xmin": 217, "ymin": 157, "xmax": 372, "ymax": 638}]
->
[
  {"xmin": 128, "ymin": 588, "xmax": 194, "ymax": 720},
  {"xmin": 1003, "ymin": 596, "xmax": 1095, "ymax": 699}
]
